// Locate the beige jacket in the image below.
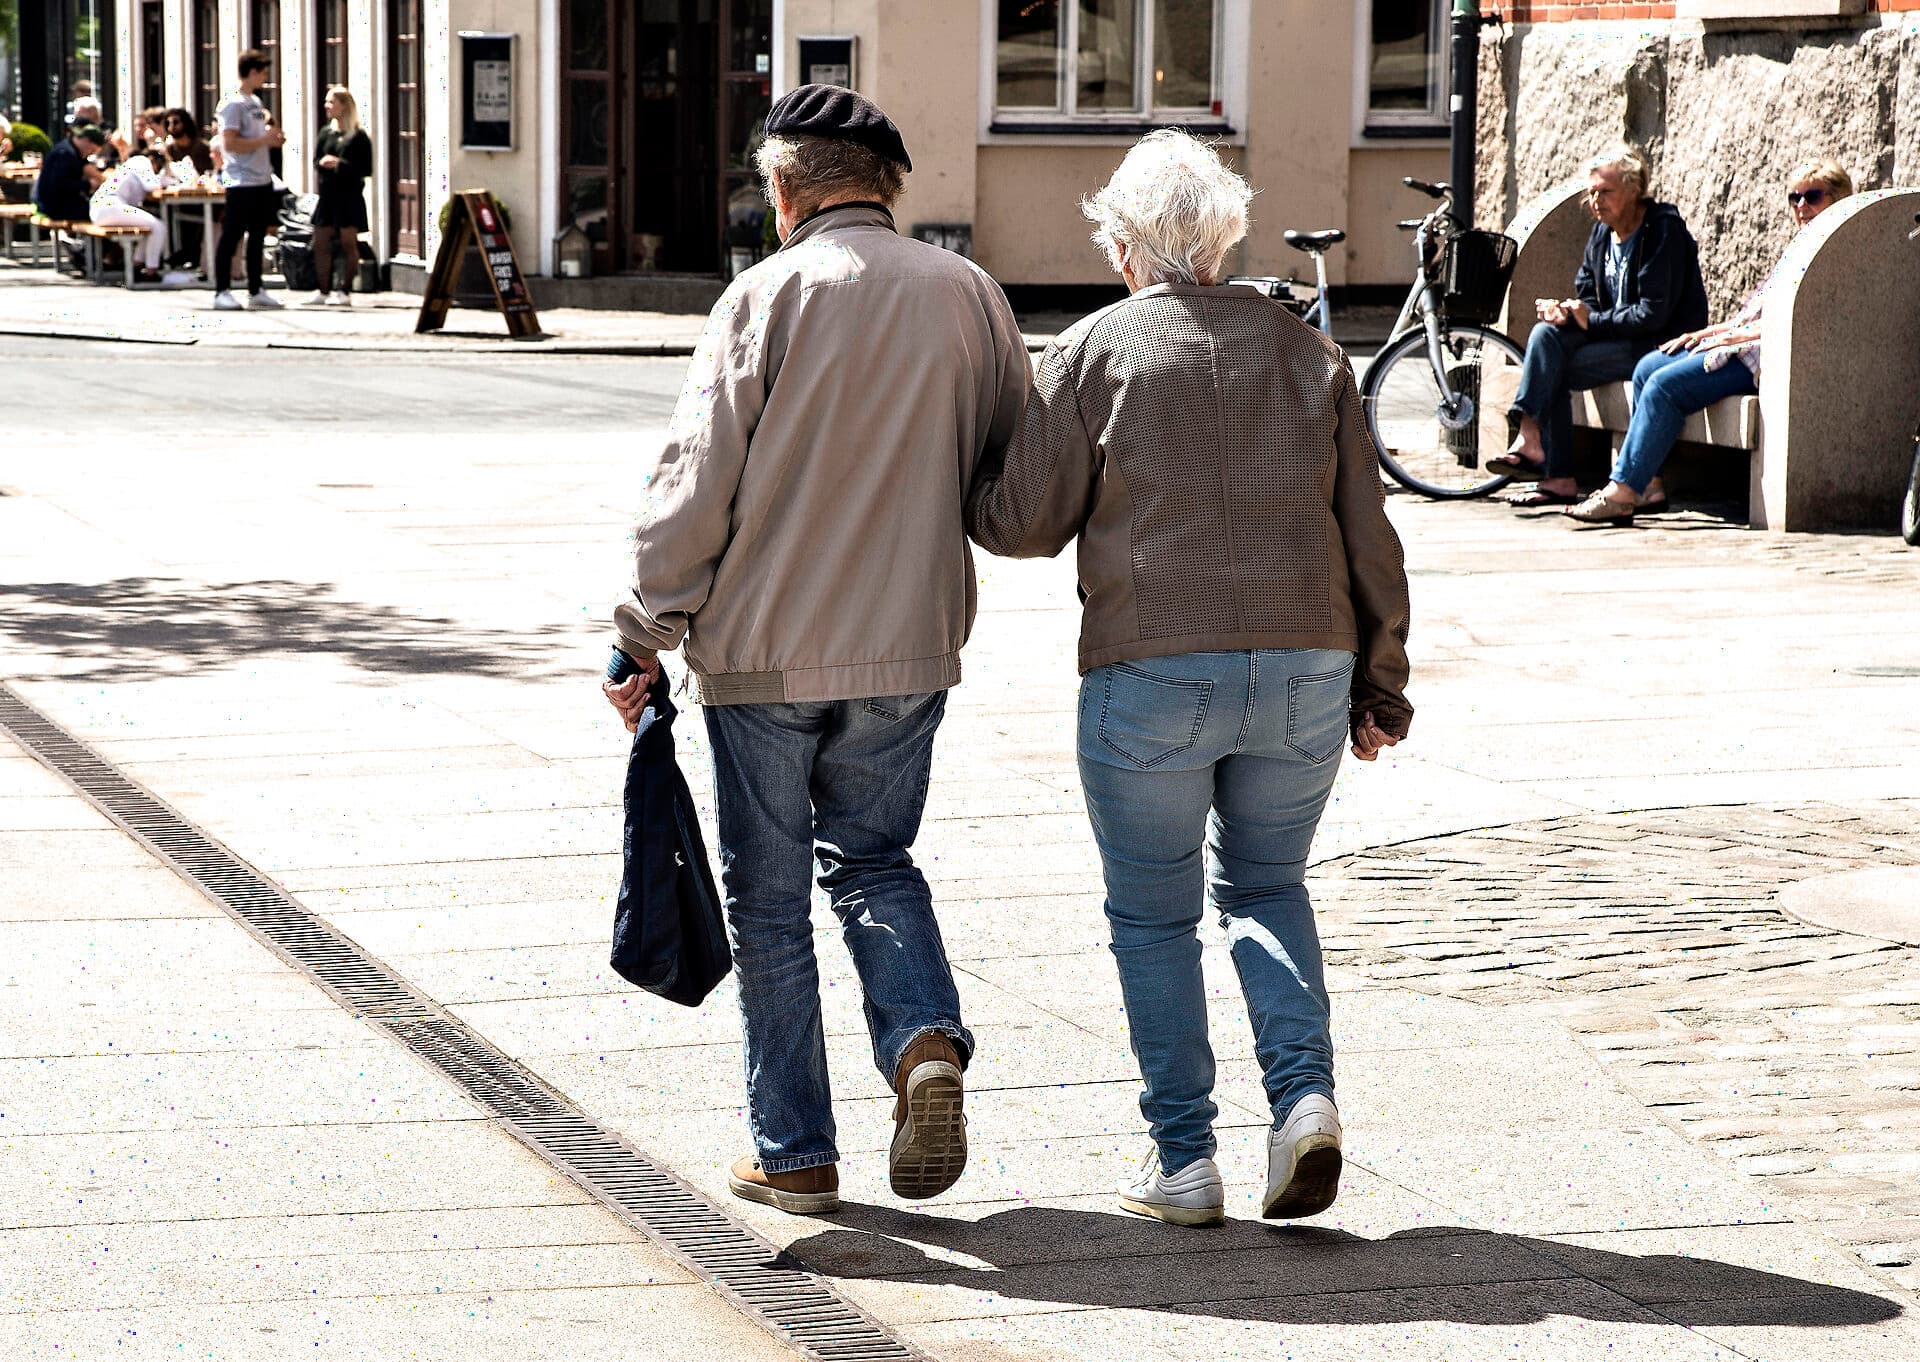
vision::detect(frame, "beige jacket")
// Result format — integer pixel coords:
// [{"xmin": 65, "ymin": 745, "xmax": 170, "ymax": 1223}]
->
[
  {"xmin": 966, "ymin": 282, "xmax": 1414, "ymax": 738},
  {"xmin": 614, "ymin": 204, "xmax": 1031, "ymax": 704}
]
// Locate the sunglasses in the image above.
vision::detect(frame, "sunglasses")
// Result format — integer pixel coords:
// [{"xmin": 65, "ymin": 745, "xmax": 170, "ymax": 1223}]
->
[{"xmin": 1787, "ymin": 188, "xmax": 1828, "ymax": 207}]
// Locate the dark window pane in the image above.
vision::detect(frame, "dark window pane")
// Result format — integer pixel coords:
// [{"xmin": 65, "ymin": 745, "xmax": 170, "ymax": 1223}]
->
[
  {"xmin": 730, "ymin": 0, "xmax": 772, "ymax": 74},
  {"xmin": 570, "ymin": 0, "xmax": 608, "ymax": 70},
  {"xmin": 568, "ymin": 173, "xmax": 609, "ymax": 242},
  {"xmin": 569, "ymin": 78, "xmax": 610, "ymax": 165},
  {"xmin": 1077, "ymin": 0, "xmax": 1137, "ymax": 112},
  {"xmin": 725, "ymin": 78, "xmax": 769, "ymax": 171},
  {"xmin": 1370, "ymin": 0, "xmax": 1435, "ymax": 113},
  {"xmin": 1153, "ymin": 0, "xmax": 1212, "ymax": 109},
  {"xmin": 996, "ymin": 0, "xmax": 1061, "ymax": 110}
]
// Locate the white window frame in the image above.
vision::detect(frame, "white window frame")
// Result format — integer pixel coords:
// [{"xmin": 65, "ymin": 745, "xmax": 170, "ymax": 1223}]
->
[
  {"xmin": 979, "ymin": 0, "xmax": 1248, "ymax": 144},
  {"xmin": 1352, "ymin": 0, "xmax": 1451, "ymax": 147}
]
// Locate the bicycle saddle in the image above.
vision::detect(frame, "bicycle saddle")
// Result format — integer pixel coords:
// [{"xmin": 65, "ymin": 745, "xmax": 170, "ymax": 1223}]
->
[{"xmin": 1284, "ymin": 229, "xmax": 1346, "ymax": 255}]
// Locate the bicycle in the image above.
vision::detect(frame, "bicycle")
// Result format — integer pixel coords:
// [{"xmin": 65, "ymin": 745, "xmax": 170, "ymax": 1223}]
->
[{"xmin": 1233, "ymin": 178, "xmax": 1524, "ymax": 498}]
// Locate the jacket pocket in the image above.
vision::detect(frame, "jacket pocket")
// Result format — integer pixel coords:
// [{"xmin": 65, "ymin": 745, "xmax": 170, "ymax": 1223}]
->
[
  {"xmin": 1285, "ymin": 663, "xmax": 1355, "ymax": 764},
  {"xmin": 1096, "ymin": 665, "xmax": 1212, "ymax": 770}
]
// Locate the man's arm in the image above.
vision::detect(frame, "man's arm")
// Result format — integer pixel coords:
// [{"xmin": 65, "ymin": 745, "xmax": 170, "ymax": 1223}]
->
[
  {"xmin": 1587, "ymin": 221, "xmax": 1692, "ymax": 341},
  {"xmin": 965, "ymin": 336, "xmax": 1097, "ymax": 559},
  {"xmin": 612, "ymin": 277, "xmax": 770, "ymax": 660},
  {"xmin": 1573, "ymin": 231, "xmax": 1602, "ymax": 311}
]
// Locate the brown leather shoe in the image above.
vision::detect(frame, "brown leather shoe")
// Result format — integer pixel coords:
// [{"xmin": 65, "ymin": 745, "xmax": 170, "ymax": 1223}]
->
[
  {"xmin": 727, "ymin": 1155, "xmax": 840, "ymax": 1215},
  {"xmin": 890, "ymin": 1031, "xmax": 967, "ymax": 1199}
]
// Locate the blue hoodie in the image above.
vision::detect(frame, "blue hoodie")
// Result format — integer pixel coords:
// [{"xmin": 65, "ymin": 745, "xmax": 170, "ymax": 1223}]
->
[{"xmin": 1573, "ymin": 200, "xmax": 1710, "ymax": 344}]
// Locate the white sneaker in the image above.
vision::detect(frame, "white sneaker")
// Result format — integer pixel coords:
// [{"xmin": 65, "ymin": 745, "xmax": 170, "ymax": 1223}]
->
[
  {"xmin": 211, "ymin": 290, "xmax": 242, "ymax": 310},
  {"xmin": 247, "ymin": 291, "xmax": 283, "ymax": 310},
  {"xmin": 1118, "ymin": 1147, "xmax": 1225, "ymax": 1226},
  {"xmin": 298, "ymin": 290, "xmax": 330, "ymax": 308},
  {"xmin": 161, "ymin": 270, "xmax": 198, "ymax": 286},
  {"xmin": 325, "ymin": 290, "xmax": 352, "ymax": 307},
  {"xmin": 1264, "ymin": 1093, "xmax": 1342, "ymax": 1219}
]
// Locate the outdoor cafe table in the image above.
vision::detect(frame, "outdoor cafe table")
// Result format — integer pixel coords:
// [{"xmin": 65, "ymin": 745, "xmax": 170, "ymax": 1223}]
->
[{"xmin": 154, "ymin": 184, "xmax": 224, "ymax": 279}]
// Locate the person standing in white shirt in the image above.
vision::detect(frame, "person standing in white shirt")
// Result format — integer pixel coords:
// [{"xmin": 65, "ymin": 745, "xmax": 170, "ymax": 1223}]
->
[{"xmin": 211, "ymin": 49, "xmax": 287, "ymax": 311}]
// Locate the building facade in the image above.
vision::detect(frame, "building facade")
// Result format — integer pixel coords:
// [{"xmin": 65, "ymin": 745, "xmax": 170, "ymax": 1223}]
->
[{"xmin": 87, "ymin": 1, "xmax": 1468, "ymax": 293}]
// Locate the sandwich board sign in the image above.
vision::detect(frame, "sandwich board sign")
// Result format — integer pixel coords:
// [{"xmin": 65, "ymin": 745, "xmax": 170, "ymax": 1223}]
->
[{"xmin": 415, "ymin": 189, "xmax": 543, "ymax": 340}]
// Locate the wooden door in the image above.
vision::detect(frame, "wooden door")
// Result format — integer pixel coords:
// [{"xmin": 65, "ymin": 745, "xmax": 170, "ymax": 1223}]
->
[{"xmin": 389, "ymin": 0, "xmax": 424, "ymax": 257}]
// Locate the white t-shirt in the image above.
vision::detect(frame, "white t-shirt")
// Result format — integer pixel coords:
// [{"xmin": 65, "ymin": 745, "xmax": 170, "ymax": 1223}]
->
[
  {"xmin": 91, "ymin": 158, "xmax": 169, "ymax": 213},
  {"xmin": 216, "ymin": 91, "xmax": 273, "ymax": 188}
]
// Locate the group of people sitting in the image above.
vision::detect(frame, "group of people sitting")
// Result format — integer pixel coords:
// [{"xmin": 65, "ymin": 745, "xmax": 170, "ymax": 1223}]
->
[
  {"xmin": 24, "ymin": 54, "xmax": 372, "ymax": 307},
  {"xmin": 1489, "ymin": 144, "xmax": 1855, "ymax": 523}
]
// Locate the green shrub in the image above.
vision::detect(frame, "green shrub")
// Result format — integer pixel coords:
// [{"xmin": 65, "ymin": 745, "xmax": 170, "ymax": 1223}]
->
[
  {"xmin": 4, "ymin": 121, "xmax": 53, "ymax": 161},
  {"xmin": 436, "ymin": 191, "xmax": 512, "ymax": 237}
]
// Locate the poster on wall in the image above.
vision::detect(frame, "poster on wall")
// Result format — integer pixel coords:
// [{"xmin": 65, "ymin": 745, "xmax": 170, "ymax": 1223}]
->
[
  {"xmin": 796, "ymin": 37, "xmax": 857, "ymax": 90},
  {"xmin": 460, "ymin": 33, "xmax": 515, "ymax": 151}
]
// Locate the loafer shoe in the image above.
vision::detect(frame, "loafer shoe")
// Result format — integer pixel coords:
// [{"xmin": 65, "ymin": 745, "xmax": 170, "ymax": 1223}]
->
[
  {"xmin": 1119, "ymin": 1148, "xmax": 1225, "ymax": 1226},
  {"xmin": 727, "ymin": 1155, "xmax": 839, "ymax": 1215},
  {"xmin": 1264, "ymin": 1094, "xmax": 1343, "ymax": 1219},
  {"xmin": 1565, "ymin": 490, "xmax": 1636, "ymax": 525},
  {"xmin": 890, "ymin": 1031, "xmax": 967, "ymax": 1199}
]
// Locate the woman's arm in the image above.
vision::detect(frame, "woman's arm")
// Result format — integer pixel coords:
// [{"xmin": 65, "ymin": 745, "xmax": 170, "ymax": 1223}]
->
[
  {"xmin": 1330, "ymin": 359, "xmax": 1414, "ymax": 740},
  {"xmin": 347, "ymin": 131, "xmax": 373, "ymax": 180},
  {"xmin": 965, "ymin": 339, "xmax": 1098, "ymax": 559}
]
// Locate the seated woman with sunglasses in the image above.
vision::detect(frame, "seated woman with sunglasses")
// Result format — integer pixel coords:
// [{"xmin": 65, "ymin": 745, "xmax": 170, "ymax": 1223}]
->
[{"xmin": 1567, "ymin": 158, "xmax": 1853, "ymax": 524}]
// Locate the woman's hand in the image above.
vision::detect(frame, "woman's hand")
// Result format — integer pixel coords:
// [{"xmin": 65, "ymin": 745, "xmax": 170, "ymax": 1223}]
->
[
  {"xmin": 1350, "ymin": 712, "xmax": 1401, "ymax": 763},
  {"xmin": 319, "ymin": 154, "xmax": 340, "ymax": 169}
]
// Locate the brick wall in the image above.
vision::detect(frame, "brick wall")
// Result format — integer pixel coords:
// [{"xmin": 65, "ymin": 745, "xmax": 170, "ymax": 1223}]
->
[{"xmin": 1502, "ymin": 1, "xmax": 1920, "ymax": 18}]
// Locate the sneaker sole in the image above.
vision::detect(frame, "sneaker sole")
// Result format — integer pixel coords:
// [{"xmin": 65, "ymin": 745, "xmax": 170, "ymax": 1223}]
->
[
  {"xmin": 1118, "ymin": 1194, "xmax": 1225, "ymax": 1227},
  {"xmin": 726, "ymin": 1172, "xmax": 840, "ymax": 1216},
  {"xmin": 1263, "ymin": 1137, "xmax": 1342, "ymax": 1219},
  {"xmin": 889, "ymin": 1060, "xmax": 966, "ymax": 1199}
]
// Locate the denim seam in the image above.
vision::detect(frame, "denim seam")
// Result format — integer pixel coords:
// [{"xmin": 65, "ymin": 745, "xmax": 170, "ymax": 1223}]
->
[
  {"xmin": 1285, "ymin": 666, "xmax": 1353, "ymax": 763},
  {"xmin": 1098, "ymin": 667, "xmax": 1212, "ymax": 769},
  {"xmin": 1235, "ymin": 650, "xmax": 1258, "ymax": 753},
  {"xmin": 758, "ymin": 1150, "xmax": 841, "ymax": 1174},
  {"xmin": 890, "ymin": 1022, "xmax": 971, "ymax": 1077}
]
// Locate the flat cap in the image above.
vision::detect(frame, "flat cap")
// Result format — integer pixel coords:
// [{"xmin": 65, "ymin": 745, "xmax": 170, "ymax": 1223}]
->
[{"xmin": 764, "ymin": 84, "xmax": 912, "ymax": 173}]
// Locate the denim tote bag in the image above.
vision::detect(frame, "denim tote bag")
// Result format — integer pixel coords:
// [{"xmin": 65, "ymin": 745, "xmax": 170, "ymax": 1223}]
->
[{"xmin": 610, "ymin": 670, "xmax": 731, "ymax": 1007}]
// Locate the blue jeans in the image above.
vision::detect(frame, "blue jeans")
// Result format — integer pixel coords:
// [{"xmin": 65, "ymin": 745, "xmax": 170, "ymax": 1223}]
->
[
  {"xmin": 1613, "ymin": 347, "xmax": 1758, "ymax": 494},
  {"xmin": 1077, "ymin": 649, "xmax": 1355, "ymax": 1174},
  {"xmin": 1509, "ymin": 322, "xmax": 1649, "ymax": 478},
  {"xmin": 704, "ymin": 692, "xmax": 972, "ymax": 1173}
]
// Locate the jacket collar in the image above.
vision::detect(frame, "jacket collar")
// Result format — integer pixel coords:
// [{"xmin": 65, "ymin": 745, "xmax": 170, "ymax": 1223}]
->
[
  {"xmin": 1129, "ymin": 281, "xmax": 1263, "ymax": 301},
  {"xmin": 780, "ymin": 201, "xmax": 896, "ymax": 251}
]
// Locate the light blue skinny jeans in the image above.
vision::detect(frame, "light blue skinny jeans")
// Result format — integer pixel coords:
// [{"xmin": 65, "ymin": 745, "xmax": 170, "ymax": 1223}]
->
[
  {"xmin": 1077, "ymin": 648, "xmax": 1354, "ymax": 1175},
  {"xmin": 1613, "ymin": 346, "xmax": 1759, "ymax": 494}
]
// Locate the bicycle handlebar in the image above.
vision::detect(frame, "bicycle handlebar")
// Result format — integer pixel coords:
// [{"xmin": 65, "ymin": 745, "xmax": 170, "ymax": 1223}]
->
[{"xmin": 1403, "ymin": 176, "xmax": 1451, "ymax": 200}]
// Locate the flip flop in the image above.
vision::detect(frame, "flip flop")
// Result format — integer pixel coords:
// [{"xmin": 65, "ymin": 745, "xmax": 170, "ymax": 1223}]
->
[
  {"xmin": 1486, "ymin": 454, "xmax": 1548, "ymax": 480},
  {"xmin": 1502, "ymin": 488, "xmax": 1578, "ymax": 508}
]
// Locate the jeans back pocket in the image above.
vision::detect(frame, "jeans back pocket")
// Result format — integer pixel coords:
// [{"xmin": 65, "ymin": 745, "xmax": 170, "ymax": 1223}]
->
[
  {"xmin": 1285, "ymin": 661, "xmax": 1355, "ymax": 764},
  {"xmin": 1096, "ymin": 665, "xmax": 1213, "ymax": 770}
]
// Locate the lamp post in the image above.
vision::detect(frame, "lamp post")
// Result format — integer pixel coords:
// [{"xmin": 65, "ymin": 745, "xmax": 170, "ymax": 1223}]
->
[{"xmin": 1450, "ymin": 0, "xmax": 1481, "ymax": 228}]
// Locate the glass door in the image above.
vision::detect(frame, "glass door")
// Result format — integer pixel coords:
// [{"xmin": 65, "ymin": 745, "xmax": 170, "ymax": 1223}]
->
[{"xmin": 388, "ymin": 0, "xmax": 423, "ymax": 256}]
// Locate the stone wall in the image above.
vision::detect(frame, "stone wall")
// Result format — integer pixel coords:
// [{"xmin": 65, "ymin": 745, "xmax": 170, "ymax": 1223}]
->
[{"xmin": 1478, "ymin": 15, "xmax": 1920, "ymax": 316}]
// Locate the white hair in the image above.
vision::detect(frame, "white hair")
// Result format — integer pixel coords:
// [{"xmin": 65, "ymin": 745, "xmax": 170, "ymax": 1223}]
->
[
  {"xmin": 1583, "ymin": 143, "xmax": 1650, "ymax": 199},
  {"xmin": 72, "ymin": 97, "xmax": 104, "ymax": 122},
  {"xmin": 1082, "ymin": 130, "xmax": 1253, "ymax": 286}
]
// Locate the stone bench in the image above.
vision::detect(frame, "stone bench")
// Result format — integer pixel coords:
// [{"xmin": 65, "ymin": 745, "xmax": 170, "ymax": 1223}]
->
[{"xmin": 1496, "ymin": 180, "xmax": 1920, "ymax": 531}]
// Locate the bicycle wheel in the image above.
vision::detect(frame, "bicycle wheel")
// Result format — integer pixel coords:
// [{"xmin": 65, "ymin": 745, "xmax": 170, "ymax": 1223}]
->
[
  {"xmin": 1902, "ymin": 435, "xmax": 1920, "ymax": 547},
  {"xmin": 1360, "ymin": 322, "xmax": 1526, "ymax": 498}
]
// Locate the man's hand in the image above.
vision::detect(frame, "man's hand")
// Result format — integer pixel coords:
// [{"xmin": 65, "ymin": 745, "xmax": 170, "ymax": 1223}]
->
[
  {"xmin": 1534, "ymin": 297, "xmax": 1566, "ymax": 325},
  {"xmin": 1564, "ymin": 299, "xmax": 1591, "ymax": 330},
  {"xmin": 601, "ymin": 656, "xmax": 661, "ymax": 734},
  {"xmin": 1350, "ymin": 712, "xmax": 1402, "ymax": 763}
]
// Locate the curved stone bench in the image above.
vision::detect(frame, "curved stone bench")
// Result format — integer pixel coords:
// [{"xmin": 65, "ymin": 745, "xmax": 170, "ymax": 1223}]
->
[{"xmin": 1495, "ymin": 180, "xmax": 1920, "ymax": 532}]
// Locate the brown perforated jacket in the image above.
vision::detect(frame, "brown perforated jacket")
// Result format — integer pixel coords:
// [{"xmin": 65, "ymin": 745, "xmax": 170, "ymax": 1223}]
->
[{"xmin": 965, "ymin": 282, "xmax": 1413, "ymax": 738}]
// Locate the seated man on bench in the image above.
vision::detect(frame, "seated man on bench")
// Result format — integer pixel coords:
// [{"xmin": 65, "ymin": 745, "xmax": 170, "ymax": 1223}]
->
[
  {"xmin": 1488, "ymin": 144, "xmax": 1708, "ymax": 508},
  {"xmin": 1566, "ymin": 158, "xmax": 1854, "ymax": 524}
]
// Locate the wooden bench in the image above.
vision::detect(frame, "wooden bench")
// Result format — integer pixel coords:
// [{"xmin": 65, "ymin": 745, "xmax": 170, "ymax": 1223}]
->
[
  {"xmin": 0, "ymin": 202, "xmax": 52, "ymax": 265},
  {"xmin": 1497, "ymin": 180, "xmax": 1920, "ymax": 531},
  {"xmin": 28, "ymin": 215, "xmax": 88, "ymax": 275},
  {"xmin": 73, "ymin": 221, "xmax": 155, "ymax": 287}
]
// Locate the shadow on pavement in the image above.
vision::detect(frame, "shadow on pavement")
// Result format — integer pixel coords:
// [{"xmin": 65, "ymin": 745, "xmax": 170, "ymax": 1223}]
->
[
  {"xmin": 788, "ymin": 1203, "xmax": 1903, "ymax": 1328},
  {"xmin": 0, "ymin": 577, "xmax": 575, "ymax": 682}
]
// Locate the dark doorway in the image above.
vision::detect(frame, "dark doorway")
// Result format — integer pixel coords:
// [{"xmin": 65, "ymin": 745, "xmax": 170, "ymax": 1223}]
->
[
  {"xmin": 139, "ymin": 1, "xmax": 165, "ymax": 111},
  {"xmin": 561, "ymin": 0, "xmax": 771, "ymax": 277},
  {"xmin": 389, "ymin": 0, "xmax": 424, "ymax": 257}
]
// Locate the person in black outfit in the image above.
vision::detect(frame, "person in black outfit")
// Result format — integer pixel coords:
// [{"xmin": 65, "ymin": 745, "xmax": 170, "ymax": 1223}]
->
[
  {"xmin": 304, "ymin": 86, "xmax": 372, "ymax": 307},
  {"xmin": 32, "ymin": 124, "xmax": 107, "ymax": 222}
]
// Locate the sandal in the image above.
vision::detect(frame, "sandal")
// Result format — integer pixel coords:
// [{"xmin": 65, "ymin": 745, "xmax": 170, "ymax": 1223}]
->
[
  {"xmin": 1486, "ymin": 454, "xmax": 1548, "ymax": 480},
  {"xmin": 1503, "ymin": 488, "xmax": 1578, "ymax": 508},
  {"xmin": 1565, "ymin": 490, "xmax": 1636, "ymax": 525}
]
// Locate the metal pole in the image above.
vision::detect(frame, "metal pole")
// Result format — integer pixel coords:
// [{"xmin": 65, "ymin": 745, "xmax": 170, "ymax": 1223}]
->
[{"xmin": 1449, "ymin": 0, "xmax": 1481, "ymax": 227}]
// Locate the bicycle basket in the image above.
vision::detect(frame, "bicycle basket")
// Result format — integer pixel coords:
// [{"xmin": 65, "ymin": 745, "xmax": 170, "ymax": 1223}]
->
[{"xmin": 1441, "ymin": 229, "xmax": 1518, "ymax": 325}]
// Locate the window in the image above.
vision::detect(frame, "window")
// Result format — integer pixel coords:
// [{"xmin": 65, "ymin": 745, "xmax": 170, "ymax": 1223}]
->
[
  {"xmin": 194, "ymin": 0, "xmax": 220, "ymax": 127},
  {"xmin": 248, "ymin": 0, "xmax": 281, "ymax": 116},
  {"xmin": 1362, "ymin": 0, "xmax": 1448, "ymax": 136},
  {"xmin": 316, "ymin": 0, "xmax": 349, "ymax": 92},
  {"xmin": 139, "ymin": 0, "xmax": 166, "ymax": 111},
  {"xmin": 993, "ymin": 0, "xmax": 1223, "ymax": 127}
]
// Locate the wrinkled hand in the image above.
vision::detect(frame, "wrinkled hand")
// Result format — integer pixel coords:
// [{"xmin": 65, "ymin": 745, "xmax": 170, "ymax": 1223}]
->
[
  {"xmin": 601, "ymin": 659, "xmax": 661, "ymax": 734},
  {"xmin": 1534, "ymin": 297, "xmax": 1566, "ymax": 325},
  {"xmin": 1564, "ymin": 299, "xmax": 1591, "ymax": 330},
  {"xmin": 1660, "ymin": 331, "xmax": 1696, "ymax": 355},
  {"xmin": 1350, "ymin": 712, "xmax": 1402, "ymax": 763}
]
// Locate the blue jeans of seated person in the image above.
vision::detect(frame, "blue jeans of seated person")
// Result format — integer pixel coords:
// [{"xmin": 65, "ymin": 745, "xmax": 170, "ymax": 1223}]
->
[
  {"xmin": 1613, "ymin": 346, "xmax": 1759, "ymax": 495},
  {"xmin": 1077, "ymin": 648, "xmax": 1356, "ymax": 1176},
  {"xmin": 1509, "ymin": 322, "xmax": 1650, "ymax": 479},
  {"xmin": 703, "ymin": 692, "xmax": 972, "ymax": 1174}
]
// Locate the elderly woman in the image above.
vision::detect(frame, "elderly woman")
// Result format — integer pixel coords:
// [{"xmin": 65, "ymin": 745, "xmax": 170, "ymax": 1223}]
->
[
  {"xmin": 967, "ymin": 131, "xmax": 1412, "ymax": 1226},
  {"xmin": 1567, "ymin": 158, "xmax": 1853, "ymax": 524},
  {"xmin": 1488, "ymin": 145, "xmax": 1709, "ymax": 507}
]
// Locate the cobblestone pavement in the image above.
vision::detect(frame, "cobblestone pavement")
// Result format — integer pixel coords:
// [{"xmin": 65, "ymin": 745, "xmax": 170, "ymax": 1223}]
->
[{"xmin": 1315, "ymin": 801, "xmax": 1920, "ymax": 1288}]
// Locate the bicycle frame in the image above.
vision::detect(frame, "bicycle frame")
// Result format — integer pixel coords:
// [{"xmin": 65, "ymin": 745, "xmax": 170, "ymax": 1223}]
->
[{"xmin": 1381, "ymin": 204, "xmax": 1469, "ymax": 423}]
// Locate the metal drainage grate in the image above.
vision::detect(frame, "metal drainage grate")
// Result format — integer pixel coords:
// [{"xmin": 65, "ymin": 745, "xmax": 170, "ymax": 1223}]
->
[{"xmin": 0, "ymin": 683, "xmax": 924, "ymax": 1362}]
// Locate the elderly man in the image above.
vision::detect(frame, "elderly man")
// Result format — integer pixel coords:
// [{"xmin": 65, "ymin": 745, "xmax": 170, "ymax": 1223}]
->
[
  {"xmin": 602, "ymin": 85, "xmax": 1030, "ymax": 1215},
  {"xmin": 1488, "ymin": 145, "xmax": 1708, "ymax": 507},
  {"xmin": 33, "ymin": 122, "xmax": 106, "ymax": 225}
]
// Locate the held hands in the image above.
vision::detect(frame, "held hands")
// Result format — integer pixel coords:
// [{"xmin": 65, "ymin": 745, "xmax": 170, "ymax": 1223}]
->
[{"xmin": 1350, "ymin": 712, "xmax": 1401, "ymax": 763}]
